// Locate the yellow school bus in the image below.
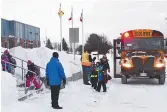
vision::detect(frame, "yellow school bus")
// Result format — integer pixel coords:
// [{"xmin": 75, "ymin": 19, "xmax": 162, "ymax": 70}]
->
[{"xmin": 113, "ymin": 29, "xmax": 166, "ymax": 84}]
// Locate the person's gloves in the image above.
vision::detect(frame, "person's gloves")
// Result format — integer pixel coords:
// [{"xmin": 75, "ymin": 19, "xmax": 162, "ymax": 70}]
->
[{"xmin": 63, "ymin": 78, "xmax": 66, "ymax": 85}]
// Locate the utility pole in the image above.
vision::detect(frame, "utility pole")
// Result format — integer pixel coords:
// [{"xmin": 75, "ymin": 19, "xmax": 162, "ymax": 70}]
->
[{"xmin": 165, "ymin": 18, "xmax": 167, "ymax": 38}]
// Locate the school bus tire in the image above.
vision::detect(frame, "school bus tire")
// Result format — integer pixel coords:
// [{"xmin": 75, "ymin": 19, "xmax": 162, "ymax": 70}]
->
[
  {"xmin": 158, "ymin": 73, "xmax": 165, "ymax": 85},
  {"xmin": 121, "ymin": 75, "xmax": 127, "ymax": 84}
]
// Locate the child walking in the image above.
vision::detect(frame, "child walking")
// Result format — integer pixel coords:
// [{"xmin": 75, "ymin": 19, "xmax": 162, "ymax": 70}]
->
[
  {"xmin": 90, "ymin": 62, "xmax": 99, "ymax": 89},
  {"xmin": 96, "ymin": 60, "xmax": 107, "ymax": 92},
  {"xmin": 26, "ymin": 60, "xmax": 40, "ymax": 89}
]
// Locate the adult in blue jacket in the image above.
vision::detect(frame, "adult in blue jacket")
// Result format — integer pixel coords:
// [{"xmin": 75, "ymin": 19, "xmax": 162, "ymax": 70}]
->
[{"xmin": 46, "ymin": 52, "xmax": 66, "ymax": 109}]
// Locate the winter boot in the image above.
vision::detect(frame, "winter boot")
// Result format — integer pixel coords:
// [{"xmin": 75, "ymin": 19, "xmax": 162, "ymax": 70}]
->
[
  {"xmin": 103, "ymin": 90, "xmax": 106, "ymax": 92},
  {"xmin": 94, "ymin": 86, "xmax": 97, "ymax": 89},
  {"xmin": 96, "ymin": 89, "xmax": 100, "ymax": 92},
  {"xmin": 52, "ymin": 105, "xmax": 63, "ymax": 109}
]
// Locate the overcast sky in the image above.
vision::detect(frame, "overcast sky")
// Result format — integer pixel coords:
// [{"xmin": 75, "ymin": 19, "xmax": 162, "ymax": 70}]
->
[{"xmin": 2, "ymin": 0, "xmax": 167, "ymax": 44}]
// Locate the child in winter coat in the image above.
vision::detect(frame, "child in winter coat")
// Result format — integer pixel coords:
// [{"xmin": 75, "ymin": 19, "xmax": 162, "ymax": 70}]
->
[
  {"xmin": 90, "ymin": 62, "xmax": 99, "ymax": 89},
  {"xmin": 26, "ymin": 60, "xmax": 40, "ymax": 89},
  {"xmin": 1, "ymin": 50, "xmax": 11, "ymax": 73},
  {"xmin": 96, "ymin": 61, "xmax": 107, "ymax": 92},
  {"xmin": 1, "ymin": 50, "xmax": 16, "ymax": 75}
]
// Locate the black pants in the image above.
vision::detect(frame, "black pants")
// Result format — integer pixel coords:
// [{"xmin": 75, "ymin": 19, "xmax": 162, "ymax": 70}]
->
[
  {"xmin": 91, "ymin": 78, "xmax": 98, "ymax": 89},
  {"xmin": 97, "ymin": 81, "xmax": 106, "ymax": 92},
  {"xmin": 50, "ymin": 85, "xmax": 61, "ymax": 107}
]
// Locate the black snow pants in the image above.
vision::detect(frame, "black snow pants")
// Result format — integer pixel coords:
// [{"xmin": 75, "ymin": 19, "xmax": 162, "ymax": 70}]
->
[
  {"xmin": 50, "ymin": 85, "xmax": 61, "ymax": 107},
  {"xmin": 96, "ymin": 80, "xmax": 106, "ymax": 92},
  {"xmin": 91, "ymin": 78, "xmax": 98, "ymax": 89}
]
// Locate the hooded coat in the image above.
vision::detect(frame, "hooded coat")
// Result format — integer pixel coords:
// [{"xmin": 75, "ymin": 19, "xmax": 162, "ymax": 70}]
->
[{"xmin": 46, "ymin": 57, "xmax": 65, "ymax": 86}]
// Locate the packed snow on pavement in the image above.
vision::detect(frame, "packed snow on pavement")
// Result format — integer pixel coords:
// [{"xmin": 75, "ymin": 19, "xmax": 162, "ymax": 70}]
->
[
  {"xmin": 1, "ymin": 48, "xmax": 167, "ymax": 112},
  {"xmin": 2, "ymin": 70, "xmax": 167, "ymax": 112},
  {"xmin": 23, "ymin": 57, "xmax": 167, "ymax": 112}
]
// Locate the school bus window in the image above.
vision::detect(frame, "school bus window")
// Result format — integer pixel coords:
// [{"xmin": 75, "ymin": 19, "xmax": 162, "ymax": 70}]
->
[{"xmin": 123, "ymin": 38, "xmax": 163, "ymax": 50}]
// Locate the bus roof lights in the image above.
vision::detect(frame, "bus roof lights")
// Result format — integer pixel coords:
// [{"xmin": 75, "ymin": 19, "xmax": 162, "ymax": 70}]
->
[
  {"xmin": 153, "ymin": 32, "xmax": 160, "ymax": 37},
  {"xmin": 124, "ymin": 32, "xmax": 129, "ymax": 38}
]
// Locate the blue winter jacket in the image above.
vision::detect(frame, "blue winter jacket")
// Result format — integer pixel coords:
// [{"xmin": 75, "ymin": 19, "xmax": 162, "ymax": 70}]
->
[
  {"xmin": 98, "ymin": 65, "xmax": 104, "ymax": 81},
  {"xmin": 46, "ymin": 57, "xmax": 66, "ymax": 86}
]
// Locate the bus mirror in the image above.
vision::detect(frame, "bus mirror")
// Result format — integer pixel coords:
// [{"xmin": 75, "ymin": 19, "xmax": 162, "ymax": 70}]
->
[
  {"xmin": 116, "ymin": 47, "xmax": 120, "ymax": 49},
  {"xmin": 117, "ymin": 39, "xmax": 121, "ymax": 44},
  {"xmin": 118, "ymin": 49, "xmax": 121, "ymax": 54},
  {"xmin": 164, "ymin": 39, "xmax": 167, "ymax": 47}
]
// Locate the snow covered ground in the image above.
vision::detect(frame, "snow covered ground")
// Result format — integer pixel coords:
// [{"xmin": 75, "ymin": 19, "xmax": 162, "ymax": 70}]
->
[
  {"xmin": 2, "ymin": 69, "xmax": 167, "ymax": 112},
  {"xmin": 14, "ymin": 76, "xmax": 167, "ymax": 112},
  {"xmin": 1, "ymin": 71, "xmax": 46, "ymax": 112},
  {"xmin": 1, "ymin": 48, "xmax": 167, "ymax": 112}
]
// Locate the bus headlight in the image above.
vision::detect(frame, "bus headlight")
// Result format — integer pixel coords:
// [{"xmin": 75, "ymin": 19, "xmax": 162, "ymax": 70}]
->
[
  {"xmin": 155, "ymin": 63, "xmax": 165, "ymax": 68},
  {"xmin": 122, "ymin": 63, "xmax": 132, "ymax": 68}
]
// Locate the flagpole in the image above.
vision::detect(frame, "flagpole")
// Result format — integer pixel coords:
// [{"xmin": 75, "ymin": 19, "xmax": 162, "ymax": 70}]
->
[
  {"xmin": 71, "ymin": 6, "xmax": 75, "ymax": 60},
  {"xmin": 45, "ymin": 28, "xmax": 47, "ymax": 45},
  {"xmin": 82, "ymin": 9, "xmax": 84, "ymax": 54},
  {"xmin": 60, "ymin": 3, "xmax": 63, "ymax": 51}
]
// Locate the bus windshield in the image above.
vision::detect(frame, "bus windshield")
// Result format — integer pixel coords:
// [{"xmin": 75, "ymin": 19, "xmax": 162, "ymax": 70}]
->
[{"xmin": 123, "ymin": 38, "xmax": 163, "ymax": 50}]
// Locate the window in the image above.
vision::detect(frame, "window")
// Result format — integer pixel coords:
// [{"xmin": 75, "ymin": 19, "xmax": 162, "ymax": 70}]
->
[{"xmin": 123, "ymin": 38, "xmax": 163, "ymax": 50}]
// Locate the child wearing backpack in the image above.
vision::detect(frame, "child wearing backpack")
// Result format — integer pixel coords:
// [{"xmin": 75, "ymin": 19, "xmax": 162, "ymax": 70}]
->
[
  {"xmin": 26, "ymin": 60, "xmax": 40, "ymax": 89},
  {"xmin": 96, "ymin": 60, "xmax": 107, "ymax": 92}
]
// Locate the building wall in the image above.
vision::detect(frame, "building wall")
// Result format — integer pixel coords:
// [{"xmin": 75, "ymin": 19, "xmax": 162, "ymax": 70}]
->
[
  {"xmin": 1, "ymin": 18, "xmax": 40, "ymax": 48},
  {"xmin": 1, "ymin": 19, "xmax": 11, "ymax": 37},
  {"xmin": 1, "ymin": 19, "xmax": 40, "ymax": 41},
  {"xmin": 13, "ymin": 21, "xmax": 40, "ymax": 41}
]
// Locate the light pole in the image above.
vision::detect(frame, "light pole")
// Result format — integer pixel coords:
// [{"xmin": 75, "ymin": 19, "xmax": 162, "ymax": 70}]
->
[{"xmin": 165, "ymin": 18, "xmax": 167, "ymax": 38}]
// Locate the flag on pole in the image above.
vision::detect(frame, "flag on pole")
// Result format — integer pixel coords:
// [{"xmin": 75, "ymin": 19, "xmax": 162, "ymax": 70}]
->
[
  {"xmin": 80, "ymin": 11, "xmax": 83, "ymax": 22},
  {"xmin": 58, "ymin": 4, "xmax": 64, "ymax": 17},
  {"xmin": 68, "ymin": 11, "xmax": 72, "ymax": 21},
  {"xmin": 68, "ymin": 6, "xmax": 73, "ymax": 21}
]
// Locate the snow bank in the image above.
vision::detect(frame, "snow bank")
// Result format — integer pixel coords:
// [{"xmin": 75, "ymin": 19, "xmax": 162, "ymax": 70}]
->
[
  {"xmin": 1, "ymin": 47, "xmax": 81, "ymax": 78},
  {"xmin": 1, "ymin": 71, "xmax": 18, "ymax": 106},
  {"xmin": 1, "ymin": 71, "xmax": 47, "ymax": 112},
  {"xmin": 1, "ymin": 47, "xmax": 7, "ymax": 52}
]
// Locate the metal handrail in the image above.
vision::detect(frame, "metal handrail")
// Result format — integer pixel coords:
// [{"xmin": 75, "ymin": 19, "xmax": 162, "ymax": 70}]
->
[
  {"xmin": 1, "ymin": 60, "xmax": 45, "ymax": 94},
  {"xmin": 1, "ymin": 51, "xmax": 46, "ymax": 80},
  {"xmin": 1, "ymin": 51, "xmax": 46, "ymax": 70},
  {"xmin": 1, "ymin": 60, "xmax": 38, "ymax": 76}
]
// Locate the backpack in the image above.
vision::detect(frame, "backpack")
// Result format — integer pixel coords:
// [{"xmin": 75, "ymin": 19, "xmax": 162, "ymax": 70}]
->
[{"xmin": 34, "ymin": 65, "xmax": 40, "ymax": 76}]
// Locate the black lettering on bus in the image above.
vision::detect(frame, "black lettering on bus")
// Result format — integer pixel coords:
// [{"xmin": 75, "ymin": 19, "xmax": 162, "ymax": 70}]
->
[
  {"xmin": 139, "ymin": 32, "xmax": 142, "ymax": 36},
  {"xmin": 146, "ymin": 32, "xmax": 149, "ymax": 36},
  {"xmin": 148, "ymin": 32, "xmax": 150, "ymax": 36}
]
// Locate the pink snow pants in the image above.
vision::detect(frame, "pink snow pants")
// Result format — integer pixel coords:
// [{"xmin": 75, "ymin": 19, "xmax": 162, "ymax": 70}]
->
[{"xmin": 26, "ymin": 75, "xmax": 40, "ymax": 89}]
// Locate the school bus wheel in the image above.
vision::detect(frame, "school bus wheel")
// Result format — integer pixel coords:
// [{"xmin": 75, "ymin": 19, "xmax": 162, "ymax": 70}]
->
[
  {"xmin": 158, "ymin": 73, "xmax": 166, "ymax": 85},
  {"xmin": 121, "ymin": 75, "xmax": 127, "ymax": 84}
]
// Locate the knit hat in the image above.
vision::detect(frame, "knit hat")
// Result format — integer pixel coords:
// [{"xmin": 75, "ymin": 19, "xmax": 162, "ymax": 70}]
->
[
  {"xmin": 4, "ymin": 50, "xmax": 9, "ymax": 54},
  {"xmin": 27, "ymin": 60, "xmax": 33, "ymax": 65},
  {"xmin": 53, "ymin": 52, "xmax": 59, "ymax": 58}
]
